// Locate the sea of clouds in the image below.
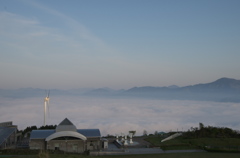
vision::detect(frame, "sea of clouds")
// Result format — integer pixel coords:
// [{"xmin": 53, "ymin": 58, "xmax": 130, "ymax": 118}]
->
[{"xmin": 1, "ymin": 96, "xmax": 240, "ymax": 136}]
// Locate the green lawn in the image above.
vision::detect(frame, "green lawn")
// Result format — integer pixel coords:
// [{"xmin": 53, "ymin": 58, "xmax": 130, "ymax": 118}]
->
[
  {"xmin": 2, "ymin": 153, "xmax": 240, "ymax": 158},
  {"xmin": 145, "ymin": 136, "xmax": 240, "ymax": 150},
  {"xmin": 1, "ymin": 136, "xmax": 240, "ymax": 157},
  {"xmin": 101, "ymin": 153, "xmax": 240, "ymax": 158}
]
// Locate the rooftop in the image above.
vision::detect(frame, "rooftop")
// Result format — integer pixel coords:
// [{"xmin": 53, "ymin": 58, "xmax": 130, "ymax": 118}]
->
[
  {"xmin": 58, "ymin": 118, "xmax": 74, "ymax": 126},
  {"xmin": 0, "ymin": 127, "xmax": 16, "ymax": 145},
  {"xmin": 30, "ymin": 129, "xmax": 101, "ymax": 140}
]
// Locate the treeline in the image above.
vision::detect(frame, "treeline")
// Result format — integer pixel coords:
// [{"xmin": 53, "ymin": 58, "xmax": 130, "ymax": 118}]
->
[
  {"xmin": 184, "ymin": 123, "xmax": 240, "ymax": 138},
  {"xmin": 19, "ymin": 125, "xmax": 57, "ymax": 137}
]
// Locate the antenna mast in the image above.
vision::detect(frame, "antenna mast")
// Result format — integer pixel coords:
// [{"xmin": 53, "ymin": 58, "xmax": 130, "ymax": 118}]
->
[{"xmin": 44, "ymin": 90, "xmax": 50, "ymax": 126}]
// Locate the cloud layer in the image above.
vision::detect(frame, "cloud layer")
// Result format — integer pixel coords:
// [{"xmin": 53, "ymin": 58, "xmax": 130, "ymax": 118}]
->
[{"xmin": 1, "ymin": 96, "xmax": 240, "ymax": 136}]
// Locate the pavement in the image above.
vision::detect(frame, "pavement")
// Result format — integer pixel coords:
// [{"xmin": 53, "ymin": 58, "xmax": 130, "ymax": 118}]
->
[{"xmin": 90, "ymin": 143, "xmax": 205, "ymax": 156}]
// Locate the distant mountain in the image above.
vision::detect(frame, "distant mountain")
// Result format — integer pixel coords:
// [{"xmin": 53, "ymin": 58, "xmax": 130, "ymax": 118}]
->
[
  {"xmin": 0, "ymin": 88, "xmax": 89, "ymax": 98},
  {"xmin": 168, "ymin": 85, "xmax": 180, "ymax": 89},
  {"xmin": 125, "ymin": 78, "xmax": 240, "ymax": 93},
  {"xmin": 126, "ymin": 86, "xmax": 170, "ymax": 93},
  {"xmin": 0, "ymin": 88, "xmax": 45, "ymax": 98},
  {"xmin": 182, "ymin": 78, "xmax": 240, "ymax": 92},
  {"xmin": 1, "ymin": 78, "xmax": 240, "ymax": 102},
  {"xmin": 83, "ymin": 88, "xmax": 114, "ymax": 96},
  {"xmin": 123, "ymin": 78, "xmax": 240, "ymax": 102}
]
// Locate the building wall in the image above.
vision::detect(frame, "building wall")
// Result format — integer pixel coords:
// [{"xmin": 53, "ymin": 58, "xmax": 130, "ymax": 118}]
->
[
  {"xmin": 103, "ymin": 141, "xmax": 108, "ymax": 149},
  {"xmin": 30, "ymin": 138, "xmax": 102, "ymax": 153},
  {"xmin": 47, "ymin": 139, "xmax": 85, "ymax": 153},
  {"xmin": 0, "ymin": 122, "xmax": 12, "ymax": 127},
  {"xmin": 29, "ymin": 139, "xmax": 45, "ymax": 150},
  {"xmin": 86, "ymin": 138, "xmax": 101, "ymax": 151},
  {"xmin": 7, "ymin": 131, "xmax": 16, "ymax": 148}
]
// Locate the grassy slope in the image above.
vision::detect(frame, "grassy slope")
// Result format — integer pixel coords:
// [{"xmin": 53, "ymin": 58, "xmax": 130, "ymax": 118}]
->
[
  {"xmin": 6, "ymin": 153, "xmax": 240, "ymax": 158},
  {"xmin": 102, "ymin": 153, "xmax": 240, "ymax": 158},
  {"xmin": 145, "ymin": 136, "xmax": 240, "ymax": 150}
]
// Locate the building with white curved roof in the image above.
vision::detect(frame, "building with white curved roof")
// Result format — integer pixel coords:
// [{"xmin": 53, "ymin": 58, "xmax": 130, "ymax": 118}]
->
[{"xmin": 29, "ymin": 118, "xmax": 103, "ymax": 153}]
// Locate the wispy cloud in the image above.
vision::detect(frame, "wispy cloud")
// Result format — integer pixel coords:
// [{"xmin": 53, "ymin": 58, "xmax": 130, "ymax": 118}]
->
[
  {"xmin": 0, "ymin": 5, "xmax": 124, "ymax": 89},
  {"xmin": 1, "ymin": 96, "xmax": 240, "ymax": 136},
  {"xmin": 21, "ymin": 0, "xmax": 116, "ymax": 56}
]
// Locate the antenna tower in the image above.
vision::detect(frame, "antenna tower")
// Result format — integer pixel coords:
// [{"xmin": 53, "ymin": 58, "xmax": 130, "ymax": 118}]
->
[{"xmin": 44, "ymin": 90, "xmax": 50, "ymax": 126}]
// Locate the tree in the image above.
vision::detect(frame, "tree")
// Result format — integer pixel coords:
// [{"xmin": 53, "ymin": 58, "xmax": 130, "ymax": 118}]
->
[
  {"xmin": 21, "ymin": 126, "xmax": 37, "ymax": 137},
  {"xmin": 39, "ymin": 125, "xmax": 57, "ymax": 129},
  {"xmin": 199, "ymin": 122, "xmax": 204, "ymax": 130},
  {"xmin": 143, "ymin": 130, "xmax": 148, "ymax": 136},
  {"xmin": 184, "ymin": 124, "xmax": 240, "ymax": 138}
]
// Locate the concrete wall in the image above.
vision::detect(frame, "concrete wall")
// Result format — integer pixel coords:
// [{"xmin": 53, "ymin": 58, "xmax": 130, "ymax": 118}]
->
[
  {"xmin": 86, "ymin": 138, "xmax": 101, "ymax": 151},
  {"xmin": 29, "ymin": 139, "xmax": 45, "ymax": 150},
  {"xmin": 0, "ymin": 121, "xmax": 12, "ymax": 127},
  {"xmin": 30, "ymin": 138, "xmax": 102, "ymax": 153},
  {"xmin": 47, "ymin": 139, "xmax": 85, "ymax": 153}
]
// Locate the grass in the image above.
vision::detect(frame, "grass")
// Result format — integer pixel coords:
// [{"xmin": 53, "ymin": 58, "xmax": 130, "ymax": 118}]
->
[
  {"xmin": 145, "ymin": 136, "xmax": 240, "ymax": 151},
  {"xmin": 145, "ymin": 136, "xmax": 196, "ymax": 150},
  {"xmin": 1, "ymin": 136, "xmax": 240, "ymax": 157},
  {"xmin": 2, "ymin": 153, "xmax": 240, "ymax": 158},
  {"xmin": 101, "ymin": 153, "xmax": 240, "ymax": 158}
]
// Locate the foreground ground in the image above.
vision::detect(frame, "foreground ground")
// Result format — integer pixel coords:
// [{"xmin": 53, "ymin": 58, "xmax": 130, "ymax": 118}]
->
[
  {"xmin": 1, "ymin": 136, "xmax": 240, "ymax": 157},
  {"xmin": 145, "ymin": 135, "xmax": 240, "ymax": 151},
  {"xmin": 1, "ymin": 152, "xmax": 240, "ymax": 158}
]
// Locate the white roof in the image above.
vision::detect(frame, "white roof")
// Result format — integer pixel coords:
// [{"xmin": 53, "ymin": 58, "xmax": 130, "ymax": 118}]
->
[{"xmin": 45, "ymin": 131, "xmax": 87, "ymax": 141}]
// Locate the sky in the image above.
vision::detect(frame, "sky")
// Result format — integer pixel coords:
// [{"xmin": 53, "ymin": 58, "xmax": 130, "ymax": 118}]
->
[{"xmin": 1, "ymin": 0, "xmax": 240, "ymax": 89}]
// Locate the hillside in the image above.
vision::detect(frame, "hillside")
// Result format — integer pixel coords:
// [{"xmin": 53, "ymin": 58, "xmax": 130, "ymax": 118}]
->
[{"xmin": 123, "ymin": 78, "xmax": 240, "ymax": 102}]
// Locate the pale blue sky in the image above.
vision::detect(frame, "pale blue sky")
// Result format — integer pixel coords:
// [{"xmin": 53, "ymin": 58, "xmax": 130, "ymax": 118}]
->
[{"xmin": 0, "ymin": 0, "xmax": 240, "ymax": 89}]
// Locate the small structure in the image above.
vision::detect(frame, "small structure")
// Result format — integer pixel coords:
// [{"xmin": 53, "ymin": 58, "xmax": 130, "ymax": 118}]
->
[
  {"xmin": 158, "ymin": 131, "xmax": 166, "ymax": 136},
  {"xmin": 102, "ymin": 138, "xmax": 108, "ymax": 149},
  {"xmin": 0, "ymin": 121, "xmax": 17, "ymax": 149},
  {"xmin": 114, "ymin": 131, "xmax": 139, "ymax": 148},
  {"xmin": 129, "ymin": 133, "xmax": 133, "ymax": 144},
  {"xmin": 121, "ymin": 133, "xmax": 125, "ymax": 142},
  {"xmin": 123, "ymin": 135, "xmax": 128, "ymax": 145},
  {"xmin": 29, "ymin": 118, "xmax": 103, "ymax": 153}
]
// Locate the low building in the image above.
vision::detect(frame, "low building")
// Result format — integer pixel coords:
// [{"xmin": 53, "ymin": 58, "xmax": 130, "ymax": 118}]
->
[
  {"xmin": 0, "ymin": 121, "xmax": 17, "ymax": 149},
  {"xmin": 29, "ymin": 118, "xmax": 103, "ymax": 153}
]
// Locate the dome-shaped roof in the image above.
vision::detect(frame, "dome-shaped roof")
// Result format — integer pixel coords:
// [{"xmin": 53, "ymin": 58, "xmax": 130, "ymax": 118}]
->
[{"xmin": 45, "ymin": 131, "xmax": 87, "ymax": 141}]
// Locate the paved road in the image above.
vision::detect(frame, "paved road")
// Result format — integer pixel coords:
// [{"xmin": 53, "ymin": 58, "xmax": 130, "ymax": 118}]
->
[{"xmin": 108, "ymin": 143, "xmax": 119, "ymax": 150}]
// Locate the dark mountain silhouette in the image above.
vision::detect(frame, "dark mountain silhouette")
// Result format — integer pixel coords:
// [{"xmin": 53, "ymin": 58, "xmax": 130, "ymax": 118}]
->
[
  {"xmin": 125, "ymin": 78, "xmax": 240, "ymax": 93},
  {"xmin": 168, "ymin": 85, "xmax": 179, "ymax": 89},
  {"xmin": 83, "ymin": 88, "xmax": 114, "ymax": 96},
  {"xmin": 182, "ymin": 78, "xmax": 240, "ymax": 92},
  {"xmin": 124, "ymin": 78, "xmax": 240, "ymax": 102},
  {"xmin": 0, "ymin": 78, "xmax": 240, "ymax": 102}
]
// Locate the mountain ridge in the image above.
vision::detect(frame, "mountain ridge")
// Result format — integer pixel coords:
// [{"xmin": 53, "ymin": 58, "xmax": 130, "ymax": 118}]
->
[
  {"xmin": 123, "ymin": 78, "xmax": 240, "ymax": 102},
  {"xmin": 1, "ymin": 78, "xmax": 240, "ymax": 102}
]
